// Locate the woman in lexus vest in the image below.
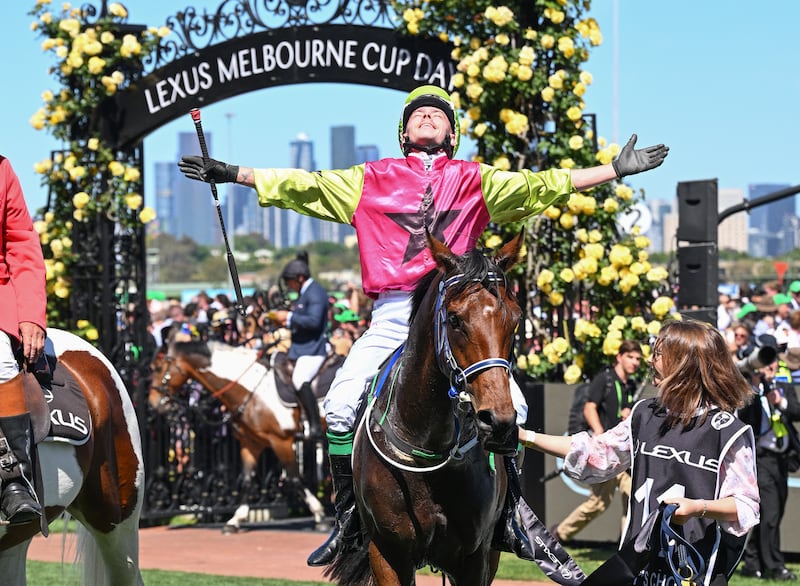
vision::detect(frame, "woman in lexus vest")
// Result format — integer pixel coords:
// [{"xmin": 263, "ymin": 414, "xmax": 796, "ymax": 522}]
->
[{"xmin": 522, "ymin": 319, "xmax": 759, "ymax": 586}]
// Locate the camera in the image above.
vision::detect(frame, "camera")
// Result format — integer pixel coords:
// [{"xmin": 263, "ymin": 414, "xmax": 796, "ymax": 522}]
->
[{"xmin": 737, "ymin": 346, "xmax": 778, "ymax": 375}]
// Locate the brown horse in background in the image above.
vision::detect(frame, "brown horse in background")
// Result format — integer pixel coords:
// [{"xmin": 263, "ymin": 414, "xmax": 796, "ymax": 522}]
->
[
  {"xmin": 148, "ymin": 338, "xmax": 327, "ymax": 532},
  {"xmin": 328, "ymin": 233, "xmax": 523, "ymax": 586},
  {"xmin": 0, "ymin": 328, "xmax": 144, "ymax": 585}
]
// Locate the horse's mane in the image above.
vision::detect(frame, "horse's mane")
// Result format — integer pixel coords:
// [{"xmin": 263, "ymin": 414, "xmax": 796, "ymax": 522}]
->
[
  {"xmin": 173, "ymin": 340, "xmax": 212, "ymax": 358},
  {"xmin": 409, "ymin": 248, "xmax": 507, "ymax": 324}
]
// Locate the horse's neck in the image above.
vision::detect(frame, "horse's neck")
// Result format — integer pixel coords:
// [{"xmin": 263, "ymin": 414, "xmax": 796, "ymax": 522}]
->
[
  {"xmin": 391, "ymin": 326, "xmax": 455, "ymax": 438},
  {"xmin": 183, "ymin": 361, "xmax": 251, "ymax": 408}
]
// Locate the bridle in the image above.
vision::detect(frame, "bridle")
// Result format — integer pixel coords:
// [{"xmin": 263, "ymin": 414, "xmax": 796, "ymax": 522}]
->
[
  {"xmin": 150, "ymin": 354, "xmax": 189, "ymax": 408},
  {"xmin": 433, "ymin": 270, "xmax": 512, "ymax": 403}
]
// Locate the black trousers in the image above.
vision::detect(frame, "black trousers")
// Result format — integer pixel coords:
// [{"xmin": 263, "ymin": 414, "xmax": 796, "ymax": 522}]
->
[{"xmin": 742, "ymin": 447, "xmax": 790, "ymax": 573}]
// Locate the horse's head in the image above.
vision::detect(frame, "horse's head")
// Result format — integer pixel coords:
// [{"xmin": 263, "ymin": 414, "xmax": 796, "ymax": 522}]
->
[
  {"xmin": 423, "ymin": 231, "xmax": 523, "ymax": 455},
  {"xmin": 148, "ymin": 341, "xmax": 211, "ymax": 413}
]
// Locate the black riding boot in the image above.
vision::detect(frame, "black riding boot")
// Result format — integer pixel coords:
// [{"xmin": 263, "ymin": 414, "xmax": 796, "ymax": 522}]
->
[
  {"xmin": 0, "ymin": 413, "xmax": 42, "ymax": 525},
  {"xmin": 296, "ymin": 382, "xmax": 323, "ymax": 440},
  {"xmin": 307, "ymin": 454, "xmax": 358, "ymax": 567}
]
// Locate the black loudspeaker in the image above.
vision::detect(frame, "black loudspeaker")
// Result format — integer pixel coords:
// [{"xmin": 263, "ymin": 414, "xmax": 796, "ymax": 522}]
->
[
  {"xmin": 679, "ymin": 308, "xmax": 717, "ymax": 326},
  {"xmin": 677, "ymin": 179, "xmax": 718, "ymax": 243},
  {"xmin": 677, "ymin": 243, "xmax": 718, "ymax": 308}
]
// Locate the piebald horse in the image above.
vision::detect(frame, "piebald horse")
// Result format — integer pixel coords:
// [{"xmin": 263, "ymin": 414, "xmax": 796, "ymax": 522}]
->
[
  {"xmin": 0, "ymin": 327, "xmax": 144, "ymax": 585},
  {"xmin": 149, "ymin": 339, "xmax": 327, "ymax": 532}
]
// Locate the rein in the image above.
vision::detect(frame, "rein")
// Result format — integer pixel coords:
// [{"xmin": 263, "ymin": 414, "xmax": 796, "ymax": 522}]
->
[
  {"xmin": 154, "ymin": 347, "xmax": 268, "ymax": 422},
  {"xmin": 364, "ymin": 270, "xmax": 510, "ymax": 472}
]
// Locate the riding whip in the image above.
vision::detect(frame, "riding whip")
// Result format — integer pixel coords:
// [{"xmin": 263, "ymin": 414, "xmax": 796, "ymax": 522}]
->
[{"xmin": 189, "ymin": 108, "xmax": 246, "ymax": 317}]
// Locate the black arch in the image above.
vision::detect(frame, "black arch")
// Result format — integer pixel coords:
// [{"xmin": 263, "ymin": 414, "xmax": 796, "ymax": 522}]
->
[{"xmin": 102, "ymin": 25, "xmax": 455, "ymax": 149}]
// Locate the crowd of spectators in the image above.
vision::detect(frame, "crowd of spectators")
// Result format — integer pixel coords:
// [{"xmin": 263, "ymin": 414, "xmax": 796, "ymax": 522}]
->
[{"xmin": 145, "ymin": 282, "xmax": 372, "ymax": 358}]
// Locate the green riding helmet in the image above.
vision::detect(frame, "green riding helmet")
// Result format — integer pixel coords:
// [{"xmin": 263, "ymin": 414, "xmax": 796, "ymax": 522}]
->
[{"xmin": 398, "ymin": 85, "xmax": 460, "ymax": 158}]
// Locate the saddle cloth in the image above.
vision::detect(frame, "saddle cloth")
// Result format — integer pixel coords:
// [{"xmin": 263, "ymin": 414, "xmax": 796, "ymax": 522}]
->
[{"xmin": 24, "ymin": 364, "xmax": 92, "ymax": 446}]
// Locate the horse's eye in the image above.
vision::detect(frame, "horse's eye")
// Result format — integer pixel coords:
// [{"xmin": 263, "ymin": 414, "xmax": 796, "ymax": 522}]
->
[{"xmin": 447, "ymin": 313, "xmax": 462, "ymax": 329}]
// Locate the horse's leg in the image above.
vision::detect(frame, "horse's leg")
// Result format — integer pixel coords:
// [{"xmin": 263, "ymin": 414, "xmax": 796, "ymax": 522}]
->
[
  {"xmin": 368, "ymin": 541, "xmax": 414, "ymax": 586},
  {"xmin": 224, "ymin": 443, "xmax": 261, "ymax": 534},
  {"xmin": 73, "ymin": 516, "xmax": 145, "ymax": 586},
  {"xmin": 447, "ymin": 545, "xmax": 495, "ymax": 586},
  {"xmin": 0, "ymin": 539, "xmax": 30, "ymax": 586},
  {"xmin": 271, "ymin": 436, "xmax": 326, "ymax": 528}
]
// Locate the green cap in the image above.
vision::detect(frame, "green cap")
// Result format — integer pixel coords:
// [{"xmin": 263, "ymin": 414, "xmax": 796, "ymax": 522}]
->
[
  {"xmin": 334, "ymin": 309, "xmax": 360, "ymax": 323},
  {"xmin": 790, "ymin": 280, "xmax": 800, "ymax": 293},
  {"xmin": 736, "ymin": 302, "xmax": 757, "ymax": 320},
  {"xmin": 774, "ymin": 293, "xmax": 792, "ymax": 305}
]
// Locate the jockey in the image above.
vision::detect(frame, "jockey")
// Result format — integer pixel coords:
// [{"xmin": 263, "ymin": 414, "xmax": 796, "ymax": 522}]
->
[{"xmin": 178, "ymin": 85, "xmax": 669, "ymax": 566}]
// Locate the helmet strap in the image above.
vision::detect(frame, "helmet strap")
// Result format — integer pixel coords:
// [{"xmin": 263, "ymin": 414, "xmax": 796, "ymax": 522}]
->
[{"xmin": 402, "ymin": 134, "xmax": 454, "ymax": 159}]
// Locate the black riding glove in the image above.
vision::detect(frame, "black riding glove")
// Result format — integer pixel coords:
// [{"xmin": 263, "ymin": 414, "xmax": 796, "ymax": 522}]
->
[
  {"xmin": 178, "ymin": 155, "xmax": 239, "ymax": 183},
  {"xmin": 611, "ymin": 134, "xmax": 669, "ymax": 179}
]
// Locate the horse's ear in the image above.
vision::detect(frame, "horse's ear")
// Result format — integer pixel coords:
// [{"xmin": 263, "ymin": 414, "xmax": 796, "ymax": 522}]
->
[
  {"xmin": 426, "ymin": 229, "xmax": 459, "ymax": 274},
  {"xmin": 494, "ymin": 230, "xmax": 524, "ymax": 273}
]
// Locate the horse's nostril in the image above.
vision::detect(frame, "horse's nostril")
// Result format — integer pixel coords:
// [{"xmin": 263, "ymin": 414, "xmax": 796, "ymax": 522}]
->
[{"xmin": 476, "ymin": 410, "xmax": 494, "ymax": 428}]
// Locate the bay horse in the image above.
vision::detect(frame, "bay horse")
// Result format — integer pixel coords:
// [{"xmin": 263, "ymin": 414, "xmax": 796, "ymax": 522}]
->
[
  {"xmin": 330, "ymin": 232, "xmax": 523, "ymax": 586},
  {"xmin": 0, "ymin": 327, "xmax": 144, "ymax": 585},
  {"xmin": 148, "ymin": 338, "xmax": 328, "ymax": 532}
]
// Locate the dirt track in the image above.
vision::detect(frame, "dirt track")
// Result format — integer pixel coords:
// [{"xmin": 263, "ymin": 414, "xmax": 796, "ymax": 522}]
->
[{"xmin": 27, "ymin": 520, "xmax": 552, "ymax": 585}]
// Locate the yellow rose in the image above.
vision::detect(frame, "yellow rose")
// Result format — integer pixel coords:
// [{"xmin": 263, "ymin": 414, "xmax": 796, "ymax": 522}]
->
[
  {"xmin": 602, "ymin": 336, "xmax": 622, "ymax": 356},
  {"xmin": 563, "ymin": 364, "xmax": 582, "ymax": 385},
  {"xmin": 568, "ymin": 135, "xmax": 584, "ymax": 150},
  {"xmin": 543, "ymin": 206, "xmax": 561, "ymax": 220},
  {"xmin": 537, "ymin": 269, "xmax": 555, "ymax": 287},
  {"xmin": 108, "ymin": 161, "xmax": 124, "ymax": 176},
  {"xmin": 552, "ymin": 337, "xmax": 569, "ymax": 354},
  {"xmin": 125, "ymin": 193, "xmax": 143, "ymax": 210},
  {"xmin": 559, "ymin": 212, "xmax": 576, "ymax": 229},
  {"xmin": 72, "ymin": 191, "xmax": 90, "ymax": 209},
  {"xmin": 559, "ymin": 268, "xmax": 575, "ymax": 283},
  {"xmin": 85, "ymin": 328, "xmax": 99, "ymax": 341},
  {"xmin": 139, "ymin": 207, "xmax": 157, "ymax": 224},
  {"xmin": 603, "ymin": 198, "xmax": 619, "ymax": 213},
  {"xmin": 646, "ymin": 267, "xmax": 669, "ymax": 282},
  {"xmin": 651, "ymin": 296, "xmax": 674, "ymax": 318}
]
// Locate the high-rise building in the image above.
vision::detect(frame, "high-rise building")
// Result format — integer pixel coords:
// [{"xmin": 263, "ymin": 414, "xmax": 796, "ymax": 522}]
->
[
  {"xmin": 166, "ymin": 132, "xmax": 220, "ymax": 246},
  {"xmin": 748, "ymin": 183, "xmax": 794, "ymax": 256},
  {"xmin": 356, "ymin": 144, "xmax": 380, "ymax": 163},
  {"xmin": 718, "ymin": 188, "xmax": 747, "ymax": 253},
  {"xmin": 153, "ymin": 161, "xmax": 174, "ymax": 236},
  {"xmin": 647, "ymin": 198, "xmax": 672, "ymax": 252}
]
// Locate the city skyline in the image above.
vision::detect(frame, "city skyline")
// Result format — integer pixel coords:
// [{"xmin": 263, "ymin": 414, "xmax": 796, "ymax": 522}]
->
[{"xmin": 154, "ymin": 126, "xmax": 799, "ymax": 259}]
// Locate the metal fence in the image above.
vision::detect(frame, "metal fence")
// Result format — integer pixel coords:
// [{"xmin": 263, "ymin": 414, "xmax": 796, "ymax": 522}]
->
[{"xmin": 140, "ymin": 382, "xmax": 329, "ymax": 524}]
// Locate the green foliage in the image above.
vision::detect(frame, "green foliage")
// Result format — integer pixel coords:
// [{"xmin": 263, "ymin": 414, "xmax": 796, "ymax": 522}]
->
[
  {"xmin": 394, "ymin": 0, "xmax": 678, "ymax": 381},
  {"xmin": 28, "ymin": 1, "xmax": 165, "ymax": 332}
]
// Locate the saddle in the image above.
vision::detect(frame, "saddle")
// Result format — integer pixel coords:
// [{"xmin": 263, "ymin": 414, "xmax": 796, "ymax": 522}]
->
[
  {"xmin": 22, "ymin": 354, "xmax": 92, "ymax": 446},
  {"xmin": 273, "ymin": 351, "xmax": 345, "ymax": 406}
]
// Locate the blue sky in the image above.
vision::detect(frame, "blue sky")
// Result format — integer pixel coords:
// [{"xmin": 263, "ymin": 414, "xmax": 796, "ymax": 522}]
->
[{"xmin": 3, "ymin": 1, "xmax": 799, "ymax": 217}]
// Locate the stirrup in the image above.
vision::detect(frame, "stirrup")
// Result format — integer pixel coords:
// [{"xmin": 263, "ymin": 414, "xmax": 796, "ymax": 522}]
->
[{"xmin": 1, "ymin": 482, "xmax": 42, "ymax": 525}]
